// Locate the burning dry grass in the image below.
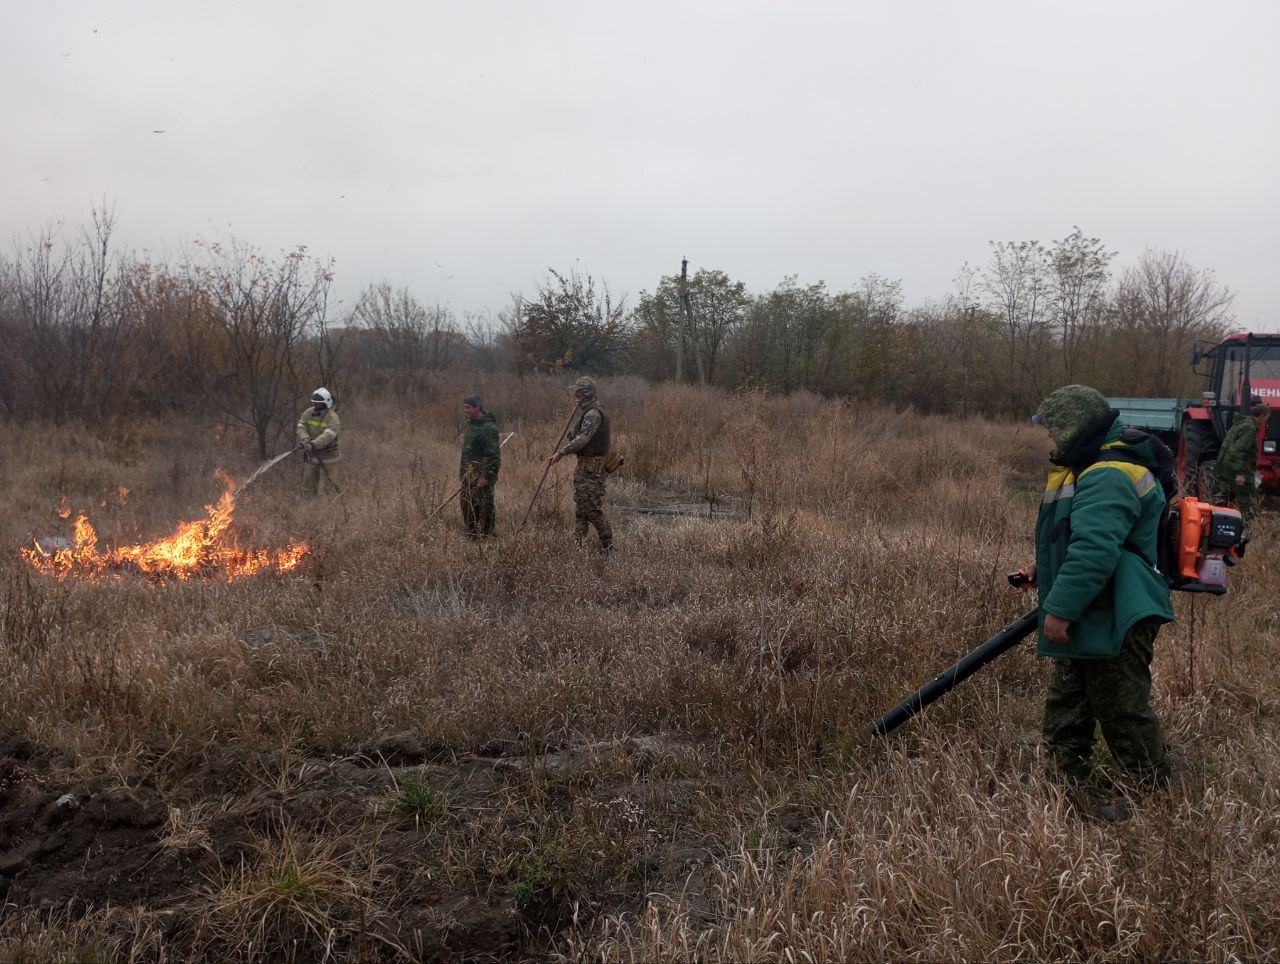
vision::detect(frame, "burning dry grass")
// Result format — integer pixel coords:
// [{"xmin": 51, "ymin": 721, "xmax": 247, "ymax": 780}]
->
[
  {"xmin": 21, "ymin": 473, "xmax": 308, "ymax": 582},
  {"xmin": 0, "ymin": 372, "xmax": 1278, "ymax": 960}
]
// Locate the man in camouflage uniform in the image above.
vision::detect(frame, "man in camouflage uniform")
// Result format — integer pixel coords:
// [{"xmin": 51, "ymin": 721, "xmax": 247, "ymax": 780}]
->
[
  {"xmin": 1026, "ymin": 385, "xmax": 1176, "ymax": 802},
  {"xmin": 459, "ymin": 395, "xmax": 501, "ymax": 538},
  {"xmin": 548, "ymin": 376, "xmax": 613, "ymax": 550},
  {"xmin": 296, "ymin": 387, "xmax": 341, "ymax": 496},
  {"xmin": 1214, "ymin": 397, "xmax": 1268, "ymax": 523}
]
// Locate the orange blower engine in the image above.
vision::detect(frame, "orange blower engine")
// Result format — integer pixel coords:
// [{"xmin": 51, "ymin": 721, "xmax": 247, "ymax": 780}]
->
[{"xmin": 1166, "ymin": 498, "xmax": 1248, "ymax": 595}]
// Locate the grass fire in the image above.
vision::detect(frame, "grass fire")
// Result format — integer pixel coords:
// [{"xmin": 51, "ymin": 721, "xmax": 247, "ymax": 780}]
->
[{"xmin": 20, "ymin": 474, "xmax": 308, "ymax": 583}]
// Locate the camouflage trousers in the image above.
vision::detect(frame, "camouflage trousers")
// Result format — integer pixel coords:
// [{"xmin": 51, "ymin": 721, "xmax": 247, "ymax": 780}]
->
[
  {"xmin": 302, "ymin": 459, "xmax": 339, "ymax": 496},
  {"xmin": 1043, "ymin": 618, "xmax": 1171, "ymax": 788},
  {"xmin": 573, "ymin": 456, "xmax": 612, "ymax": 547},
  {"xmin": 460, "ymin": 474, "xmax": 496, "ymax": 538},
  {"xmin": 1213, "ymin": 478, "xmax": 1258, "ymax": 524}
]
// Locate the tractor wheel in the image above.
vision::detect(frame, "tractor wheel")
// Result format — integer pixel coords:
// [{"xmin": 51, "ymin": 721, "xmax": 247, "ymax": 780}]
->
[{"xmin": 1179, "ymin": 420, "xmax": 1218, "ymax": 498}]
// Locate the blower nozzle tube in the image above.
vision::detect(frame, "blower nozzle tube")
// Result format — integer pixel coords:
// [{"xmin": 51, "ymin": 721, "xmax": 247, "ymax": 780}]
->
[{"xmin": 869, "ymin": 609, "xmax": 1040, "ymax": 738}]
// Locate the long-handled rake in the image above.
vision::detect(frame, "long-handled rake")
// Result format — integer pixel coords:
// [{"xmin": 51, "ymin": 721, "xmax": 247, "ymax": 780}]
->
[
  {"xmin": 518, "ymin": 403, "xmax": 581, "ymax": 532},
  {"xmin": 424, "ymin": 431, "xmax": 517, "ymax": 522}
]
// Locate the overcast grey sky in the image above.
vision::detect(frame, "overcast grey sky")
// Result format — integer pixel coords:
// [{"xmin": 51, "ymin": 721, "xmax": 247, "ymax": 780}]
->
[{"xmin": 4, "ymin": 1, "xmax": 1277, "ymax": 326}]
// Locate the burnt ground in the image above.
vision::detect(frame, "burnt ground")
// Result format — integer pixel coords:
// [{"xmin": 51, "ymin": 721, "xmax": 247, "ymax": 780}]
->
[{"xmin": 0, "ymin": 732, "xmax": 802, "ymax": 961}]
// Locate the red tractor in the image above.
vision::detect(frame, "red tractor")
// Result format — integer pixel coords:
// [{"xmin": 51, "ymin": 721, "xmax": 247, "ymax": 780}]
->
[{"xmin": 1112, "ymin": 333, "xmax": 1280, "ymax": 495}]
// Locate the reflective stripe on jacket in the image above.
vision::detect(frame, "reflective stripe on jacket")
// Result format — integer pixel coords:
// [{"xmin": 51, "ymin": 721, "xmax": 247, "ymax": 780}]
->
[{"xmin": 296, "ymin": 408, "xmax": 341, "ymax": 460}]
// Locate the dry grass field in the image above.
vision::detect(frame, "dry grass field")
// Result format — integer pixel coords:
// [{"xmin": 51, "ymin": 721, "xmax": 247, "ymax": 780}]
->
[{"xmin": 1, "ymin": 373, "xmax": 1278, "ymax": 961}]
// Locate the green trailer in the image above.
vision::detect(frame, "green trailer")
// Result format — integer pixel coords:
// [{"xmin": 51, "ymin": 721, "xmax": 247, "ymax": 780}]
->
[{"xmin": 1107, "ymin": 396, "xmax": 1195, "ymax": 441}]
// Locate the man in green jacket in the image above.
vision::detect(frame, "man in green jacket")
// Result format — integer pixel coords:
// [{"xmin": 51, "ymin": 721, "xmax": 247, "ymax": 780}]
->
[
  {"xmin": 460, "ymin": 395, "xmax": 501, "ymax": 538},
  {"xmin": 1214, "ymin": 397, "xmax": 1268, "ymax": 522},
  {"xmin": 1027, "ymin": 385, "xmax": 1176, "ymax": 793}
]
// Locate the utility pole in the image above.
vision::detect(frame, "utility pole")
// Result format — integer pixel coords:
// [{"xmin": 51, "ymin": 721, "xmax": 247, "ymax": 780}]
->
[{"xmin": 675, "ymin": 257, "xmax": 688, "ymax": 384}]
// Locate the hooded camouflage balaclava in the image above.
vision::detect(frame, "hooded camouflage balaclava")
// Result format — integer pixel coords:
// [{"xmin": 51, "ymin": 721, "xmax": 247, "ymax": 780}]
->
[
  {"xmin": 1034, "ymin": 385, "xmax": 1111, "ymax": 453},
  {"xmin": 571, "ymin": 376, "xmax": 597, "ymax": 402}
]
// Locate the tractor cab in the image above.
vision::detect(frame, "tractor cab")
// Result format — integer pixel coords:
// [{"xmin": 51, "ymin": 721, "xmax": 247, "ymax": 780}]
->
[{"xmin": 1182, "ymin": 333, "xmax": 1280, "ymax": 491}]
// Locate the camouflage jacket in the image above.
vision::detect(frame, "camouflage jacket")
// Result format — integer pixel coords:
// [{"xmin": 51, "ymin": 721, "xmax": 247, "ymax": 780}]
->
[
  {"xmin": 560, "ymin": 406, "xmax": 610, "ymax": 457},
  {"xmin": 460, "ymin": 411, "xmax": 501, "ymax": 482},
  {"xmin": 1215, "ymin": 412, "xmax": 1262, "ymax": 481}
]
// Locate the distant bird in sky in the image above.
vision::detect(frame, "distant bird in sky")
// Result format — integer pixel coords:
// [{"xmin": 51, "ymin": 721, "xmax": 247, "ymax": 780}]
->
[{"xmin": 152, "ymin": 129, "xmax": 166, "ymax": 134}]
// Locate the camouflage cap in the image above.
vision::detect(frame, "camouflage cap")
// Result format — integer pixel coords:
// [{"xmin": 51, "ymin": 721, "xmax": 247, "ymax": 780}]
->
[
  {"xmin": 1033, "ymin": 385, "xmax": 1110, "ymax": 450},
  {"xmin": 571, "ymin": 375, "xmax": 597, "ymax": 398}
]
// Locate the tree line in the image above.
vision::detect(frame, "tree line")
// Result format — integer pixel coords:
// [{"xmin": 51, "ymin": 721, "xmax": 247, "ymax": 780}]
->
[{"xmin": 0, "ymin": 212, "xmax": 1236, "ymax": 452}]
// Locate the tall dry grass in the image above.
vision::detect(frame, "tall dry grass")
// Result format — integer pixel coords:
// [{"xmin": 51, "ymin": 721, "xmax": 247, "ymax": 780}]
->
[{"xmin": 0, "ymin": 372, "xmax": 1277, "ymax": 961}]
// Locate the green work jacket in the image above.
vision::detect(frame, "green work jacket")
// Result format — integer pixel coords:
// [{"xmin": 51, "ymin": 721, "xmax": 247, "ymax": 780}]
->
[
  {"xmin": 460, "ymin": 411, "xmax": 501, "ymax": 482},
  {"xmin": 1035, "ymin": 425, "xmax": 1175, "ymax": 659}
]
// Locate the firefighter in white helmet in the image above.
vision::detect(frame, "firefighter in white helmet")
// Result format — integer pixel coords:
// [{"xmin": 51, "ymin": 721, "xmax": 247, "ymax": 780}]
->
[{"xmin": 296, "ymin": 388, "xmax": 341, "ymax": 496}]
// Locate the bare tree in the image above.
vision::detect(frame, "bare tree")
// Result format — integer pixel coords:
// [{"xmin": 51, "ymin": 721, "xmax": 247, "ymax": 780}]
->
[
  {"xmin": 4, "ymin": 208, "xmax": 137, "ymax": 421},
  {"xmin": 463, "ymin": 309, "xmax": 509, "ymax": 371},
  {"xmin": 192, "ymin": 240, "xmax": 334, "ymax": 459},
  {"xmin": 1110, "ymin": 249, "xmax": 1233, "ymax": 395},
  {"xmin": 1045, "ymin": 227, "xmax": 1114, "ymax": 382},
  {"xmin": 0, "ymin": 256, "xmax": 20, "ymax": 415},
  {"xmin": 981, "ymin": 240, "xmax": 1049, "ymax": 413},
  {"xmin": 123, "ymin": 259, "xmax": 219, "ymax": 412},
  {"xmin": 350, "ymin": 281, "xmax": 464, "ymax": 373}
]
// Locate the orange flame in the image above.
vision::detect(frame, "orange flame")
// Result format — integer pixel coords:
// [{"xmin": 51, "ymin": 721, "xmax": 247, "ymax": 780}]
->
[{"xmin": 23, "ymin": 476, "xmax": 307, "ymax": 583}]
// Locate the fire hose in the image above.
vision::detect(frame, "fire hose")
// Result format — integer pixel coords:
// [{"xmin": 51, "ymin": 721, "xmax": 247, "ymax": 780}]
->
[{"xmin": 296, "ymin": 441, "xmax": 342, "ymax": 495}]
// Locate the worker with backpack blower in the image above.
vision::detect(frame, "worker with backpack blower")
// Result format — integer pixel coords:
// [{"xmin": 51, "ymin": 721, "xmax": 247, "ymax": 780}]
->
[{"xmin": 1022, "ymin": 385, "xmax": 1176, "ymax": 800}]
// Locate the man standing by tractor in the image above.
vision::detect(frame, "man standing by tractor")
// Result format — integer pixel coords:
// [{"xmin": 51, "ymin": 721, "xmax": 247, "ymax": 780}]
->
[
  {"xmin": 460, "ymin": 395, "xmax": 501, "ymax": 538},
  {"xmin": 548, "ymin": 376, "xmax": 614, "ymax": 551},
  {"xmin": 1214, "ymin": 397, "xmax": 1269, "ymax": 523},
  {"xmin": 1025, "ymin": 385, "xmax": 1176, "ymax": 808},
  {"xmin": 296, "ymin": 387, "xmax": 341, "ymax": 496}
]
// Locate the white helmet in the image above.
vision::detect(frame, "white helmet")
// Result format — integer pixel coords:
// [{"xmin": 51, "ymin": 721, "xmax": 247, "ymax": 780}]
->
[{"xmin": 311, "ymin": 387, "xmax": 334, "ymax": 409}]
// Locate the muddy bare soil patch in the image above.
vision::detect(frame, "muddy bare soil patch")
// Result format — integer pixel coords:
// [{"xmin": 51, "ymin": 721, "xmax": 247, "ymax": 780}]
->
[{"xmin": 0, "ymin": 733, "xmax": 752, "ymax": 961}]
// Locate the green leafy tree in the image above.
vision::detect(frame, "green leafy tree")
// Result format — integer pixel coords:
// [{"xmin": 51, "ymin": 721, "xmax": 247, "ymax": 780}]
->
[
  {"xmin": 508, "ymin": 268, "xmax": 630, "ymax": 373},
  {"xmin": 633, "ymin": 268, "xmax": 750, "ymax": 384}
]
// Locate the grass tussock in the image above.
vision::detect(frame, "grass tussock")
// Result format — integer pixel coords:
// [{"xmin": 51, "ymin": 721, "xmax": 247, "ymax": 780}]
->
[
  {"xmin": 0, "ymin": 370, "xmax": 1277, "ymax": 960},
  {"xmin": 209, "ymin": 826, "xmax": 391, "ymax": 959}
]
